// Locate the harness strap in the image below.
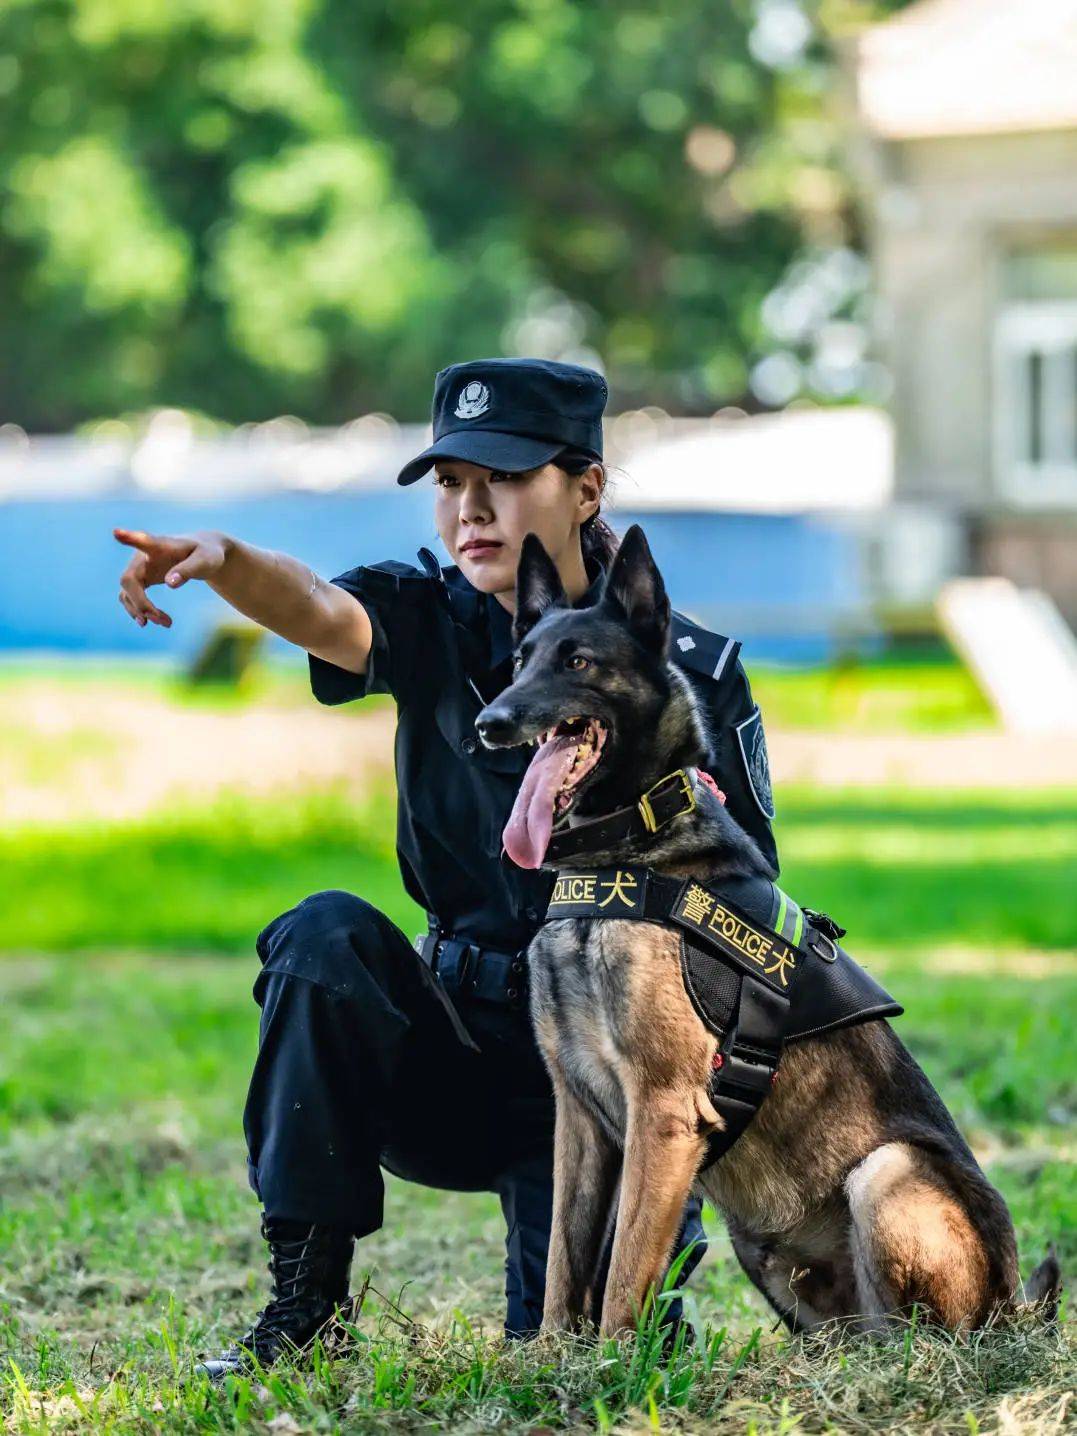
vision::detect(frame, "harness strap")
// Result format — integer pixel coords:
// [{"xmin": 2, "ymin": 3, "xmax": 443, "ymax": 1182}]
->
[
  {"xmin": 541, "ymin": 864, "xmax": 903, "ymax": 1166},
  {"xmin": 697, "ymin": 972, "xmax": 788, "ymax": 1167},
  {"xmin": 549, "ymin": 867, "xmax": 803, "ymax": 999}
]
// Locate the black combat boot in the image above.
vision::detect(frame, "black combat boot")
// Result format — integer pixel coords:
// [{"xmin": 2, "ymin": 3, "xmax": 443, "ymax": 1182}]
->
[{"xmin": 196, "ymin": 1215, "xmax": 355, "ymax": 1380}]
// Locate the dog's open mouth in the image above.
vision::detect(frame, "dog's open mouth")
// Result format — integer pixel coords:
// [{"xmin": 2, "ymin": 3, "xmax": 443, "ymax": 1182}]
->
[{"xmin": 502, "ymin": 716, "xmax": 608, "ymax": 869}]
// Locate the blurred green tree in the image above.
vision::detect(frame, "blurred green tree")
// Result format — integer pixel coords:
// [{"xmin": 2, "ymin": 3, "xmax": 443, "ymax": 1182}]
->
[{"xmin": 0, "ymin": 0, "xmax": 909, "ymax": 428}]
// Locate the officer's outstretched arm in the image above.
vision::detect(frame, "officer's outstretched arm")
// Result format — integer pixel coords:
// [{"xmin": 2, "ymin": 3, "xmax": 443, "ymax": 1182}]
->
[
  {"xmin": 209, "ymin": 539, "xmax": 376, "ymax": 675},
  {"xmin": 113, "ymin": 526, "xmax": 374, "ymax": 675}
]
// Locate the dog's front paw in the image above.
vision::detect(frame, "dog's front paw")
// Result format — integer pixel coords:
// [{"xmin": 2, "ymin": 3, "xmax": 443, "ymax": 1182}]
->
[{"xmin": 539, "ymin": 1310, "xmax": 597, "ymax": 1340}]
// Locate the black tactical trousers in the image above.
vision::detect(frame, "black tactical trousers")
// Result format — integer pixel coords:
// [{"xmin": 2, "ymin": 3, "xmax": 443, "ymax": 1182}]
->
[{"xmin": 243, "ymin": 888, "xmax": 707, "ymax": 1337}]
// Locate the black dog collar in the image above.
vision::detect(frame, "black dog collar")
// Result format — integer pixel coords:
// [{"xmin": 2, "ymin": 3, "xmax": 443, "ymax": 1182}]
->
[{"xmin": 546, "ymin": 766, "xmax": 701, "ymax": 862}]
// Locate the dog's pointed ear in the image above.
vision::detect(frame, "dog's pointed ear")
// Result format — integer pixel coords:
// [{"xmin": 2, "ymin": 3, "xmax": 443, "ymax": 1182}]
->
[
  {"xmin": 513, "ymin": 533, "xmax": 569, "ymax": 643},
  {"xmin": 600, "ymin": 524, "xmax": 670, "ymax": 655}
]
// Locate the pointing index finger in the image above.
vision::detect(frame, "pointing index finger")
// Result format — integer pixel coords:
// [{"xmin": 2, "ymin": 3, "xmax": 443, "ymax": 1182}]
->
[{"xmin": 113, "ymin": 527, "xmax": 155, "ymax": 550}]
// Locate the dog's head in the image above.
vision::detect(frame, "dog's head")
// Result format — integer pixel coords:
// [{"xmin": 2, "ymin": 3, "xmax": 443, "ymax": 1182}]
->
[{"xmin": 476, "ymin": 524, "xmax": 708, "ymax": 868}]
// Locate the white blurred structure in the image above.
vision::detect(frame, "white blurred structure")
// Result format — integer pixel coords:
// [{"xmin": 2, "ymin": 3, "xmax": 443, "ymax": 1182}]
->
[
  {"xmin": 938, "ymin": 578, "xmax": 1077, "ymax": 732},
  {"xmin": 851, "ymin": 0, "xmax": 1077, "ymax": 627},
  {"xmin": 0, "ymin": 411, "xmax": 411, "ymax": 502},
  {"xmin": 607, "ymin": 406, "xmax": 892, "ymax": 514},
  {"xmin": 1, "ymin": 405, "xmax": 898, "ymax": 514},
  {"xmin": 858, "ymin": 0, "xmax": 1077, "ymax": 139}
]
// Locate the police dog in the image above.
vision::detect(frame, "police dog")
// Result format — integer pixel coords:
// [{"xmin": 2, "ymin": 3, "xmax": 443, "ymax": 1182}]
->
[{"xmin": 475, "ymin": 524, "xmax": 1060, "ymax": 1339}]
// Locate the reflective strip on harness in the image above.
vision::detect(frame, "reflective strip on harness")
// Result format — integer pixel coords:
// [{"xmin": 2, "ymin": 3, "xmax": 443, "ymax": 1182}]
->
[{"xmin": 771, "ymin": 885, "xmax": 804, "ymax": 950}]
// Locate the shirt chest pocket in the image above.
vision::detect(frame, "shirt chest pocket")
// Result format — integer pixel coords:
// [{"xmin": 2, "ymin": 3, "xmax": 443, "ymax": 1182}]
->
[
  {"xmin": 433, "ymin": 676, "xmax": 532, "ymax": 771},
  {"xmin": 433, "ymin": 672, "xmax": 532, "ymax": 852}
]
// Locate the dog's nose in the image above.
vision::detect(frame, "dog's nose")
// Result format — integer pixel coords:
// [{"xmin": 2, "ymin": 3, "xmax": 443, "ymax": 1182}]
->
[{"xmin": 475, "ymin": 704, "xmax": 519, "ymax": 746}]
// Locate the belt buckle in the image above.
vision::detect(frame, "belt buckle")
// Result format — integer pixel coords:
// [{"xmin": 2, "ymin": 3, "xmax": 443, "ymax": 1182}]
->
[
  {"xmin": 423, "ymin": 931, "xmax": 453, "ymax": 981},
  {"xmin": 638, "ymin": 767, "xmax": 695, "ymax": 834},
  {"xmin": 465, "ymin": 942, "xmax": 484, "ymax": 988},
  {"xmin": 431, "ymin": 938, "xmax": 485, "ymax": 991}
]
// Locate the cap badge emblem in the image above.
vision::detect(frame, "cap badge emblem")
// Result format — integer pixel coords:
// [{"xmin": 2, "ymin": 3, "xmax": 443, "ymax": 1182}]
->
[{"xmin": 454, "ymin": 381, "xmax": 491, "ymax": 420}]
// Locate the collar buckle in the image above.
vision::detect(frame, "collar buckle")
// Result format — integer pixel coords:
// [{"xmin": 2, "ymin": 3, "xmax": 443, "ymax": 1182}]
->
[{"xmin": 638, "ymin": 767, "xmax": 696, "ymax": 834}]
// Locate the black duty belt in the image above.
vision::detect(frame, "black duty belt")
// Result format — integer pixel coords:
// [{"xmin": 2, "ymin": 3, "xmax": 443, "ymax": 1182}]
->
[
  {"xmin": 415, "ymin": 927, "xmax": 530, "ymax": 1010},
  {"xmin": 542, "ymin": 863, "xmax": 901, "ymax": 1169}
]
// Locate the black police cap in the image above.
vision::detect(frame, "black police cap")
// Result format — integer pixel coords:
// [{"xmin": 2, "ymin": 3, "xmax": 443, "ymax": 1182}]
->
[{"xmin": 396, "ymin": 357, "xmax": 607, "ymax": 486}]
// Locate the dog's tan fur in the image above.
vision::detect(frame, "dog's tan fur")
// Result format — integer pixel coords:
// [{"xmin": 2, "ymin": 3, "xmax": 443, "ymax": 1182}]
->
[
  {"xmin": 530, "ymin": 913, "xmax": 1045, "ymax": 1337},
  {"xmin": 479, "ymin": 523, "xmax": 1060, "ymax": 1340}
]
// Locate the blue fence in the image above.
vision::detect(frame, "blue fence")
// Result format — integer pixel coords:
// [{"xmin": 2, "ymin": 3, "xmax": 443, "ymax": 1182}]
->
[{"xmin": 0, "ymin": 493, "xmax": 872, "ymax": 665}]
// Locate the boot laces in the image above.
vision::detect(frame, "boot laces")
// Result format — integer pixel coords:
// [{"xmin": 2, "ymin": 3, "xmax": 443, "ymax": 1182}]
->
[{"xmin": 242, "ymin": 1218, "xmax": 349, "ymax": 1349}]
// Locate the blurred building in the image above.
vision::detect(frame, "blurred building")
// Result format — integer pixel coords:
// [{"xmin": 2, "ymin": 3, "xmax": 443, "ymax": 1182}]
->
[{"xmin": 853, "ymin": 0, "xmax": 1077, "ymax": 624}]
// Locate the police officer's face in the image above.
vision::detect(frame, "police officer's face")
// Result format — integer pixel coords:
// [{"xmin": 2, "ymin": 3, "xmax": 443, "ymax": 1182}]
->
[{"xmin": 432, "ymin": 459, "xmax": 600, "ymax": 601}]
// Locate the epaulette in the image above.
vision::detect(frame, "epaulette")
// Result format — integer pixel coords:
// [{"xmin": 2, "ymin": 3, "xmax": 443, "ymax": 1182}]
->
[{"xmin": 669, "ymin": 610, "xmax": 741, "ymax": 687}]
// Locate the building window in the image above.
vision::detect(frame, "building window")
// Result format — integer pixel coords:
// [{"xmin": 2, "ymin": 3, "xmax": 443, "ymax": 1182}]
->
[{"xmin": 994, "ymin": 245, "xmax": 1077, "ymax": 507}]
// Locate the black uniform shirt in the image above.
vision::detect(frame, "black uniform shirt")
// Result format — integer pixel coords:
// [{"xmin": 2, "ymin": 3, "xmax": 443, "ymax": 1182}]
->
[{"xmin": 308, "ymin": 548, "xmax": 779, "ymax": 951}]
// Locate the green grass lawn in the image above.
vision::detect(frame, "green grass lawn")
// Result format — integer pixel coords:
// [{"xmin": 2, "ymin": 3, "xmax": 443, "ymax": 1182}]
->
[
  {"xmin": 1, "ymin": 780, "xmax": 1074, "ymax": 1430},
  {"xmin": 1, "ymin": 783, "xmax": 1074, "ymax": 956},
  {"xmin": 748, "ymin": 646, "xmax": 994, "ymax": 733},
  {"xmin": 1, "ymin": 947, "xmax": 1071, "ymax": 1433},
  {"xmin": 1, "ymin": 657, "xmax": 1072, "ymax": 1431}
]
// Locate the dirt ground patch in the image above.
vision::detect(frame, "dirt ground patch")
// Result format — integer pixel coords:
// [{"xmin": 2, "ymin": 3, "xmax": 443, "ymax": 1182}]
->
[
  {"xmin": 772, "ymin": 729, "xmax": 1077, "ymax": 790},
  {"xmin": 1, "ymin": 681, "xmax": 395, "ymax": 826},
  {"xmin": 4, "ymin": 680, "xmax": 1077, "ymax": 827}
]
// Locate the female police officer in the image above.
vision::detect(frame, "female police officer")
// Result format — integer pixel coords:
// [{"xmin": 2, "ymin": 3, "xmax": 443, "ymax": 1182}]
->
[{"xmin": 113, "ymin": 357, "xmax": 780, "ymax": 1378}]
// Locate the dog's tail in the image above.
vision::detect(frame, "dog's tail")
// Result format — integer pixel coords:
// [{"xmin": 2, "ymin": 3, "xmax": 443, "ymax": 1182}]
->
[{"xmin": 1017, "ymin": 1246, "xmax": 1062, "ymax": 1322}]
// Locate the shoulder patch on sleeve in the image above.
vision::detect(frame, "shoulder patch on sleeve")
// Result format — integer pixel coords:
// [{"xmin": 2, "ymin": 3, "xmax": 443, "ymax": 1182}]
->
[
  {"xmin": 669, "ymin": 610, "xmax": 741, "ymax": 685},
  {"xmin": 735, "ymin": 706, "xmax": 775, "ymax": 820}
]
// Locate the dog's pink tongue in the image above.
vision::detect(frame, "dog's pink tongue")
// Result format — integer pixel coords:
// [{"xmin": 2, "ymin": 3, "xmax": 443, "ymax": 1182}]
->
[{"xmin": 502, "ymin": 735, "xmax": 577, "ymax": 869}]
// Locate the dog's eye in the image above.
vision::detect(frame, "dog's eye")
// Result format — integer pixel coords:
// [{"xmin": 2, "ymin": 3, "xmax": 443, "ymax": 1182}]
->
[
  {"xmin": 565, "ymin": 654, "xmax": 591, "ymax": 672},
  {"xmin": 512, "ymin": 653, "xmax": 525, "ymax": 673}
]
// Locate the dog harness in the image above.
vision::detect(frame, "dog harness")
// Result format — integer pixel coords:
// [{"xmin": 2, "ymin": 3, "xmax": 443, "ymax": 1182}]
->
[{"xmin": 541, "ymin": 861, "xmax": 903, "ymax": 1169}]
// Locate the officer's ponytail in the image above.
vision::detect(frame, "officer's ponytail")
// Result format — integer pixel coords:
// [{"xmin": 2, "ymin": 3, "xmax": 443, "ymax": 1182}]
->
[{"xmin": 552, "ymin": 449, "xmax": 620, "ymax": 568}]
